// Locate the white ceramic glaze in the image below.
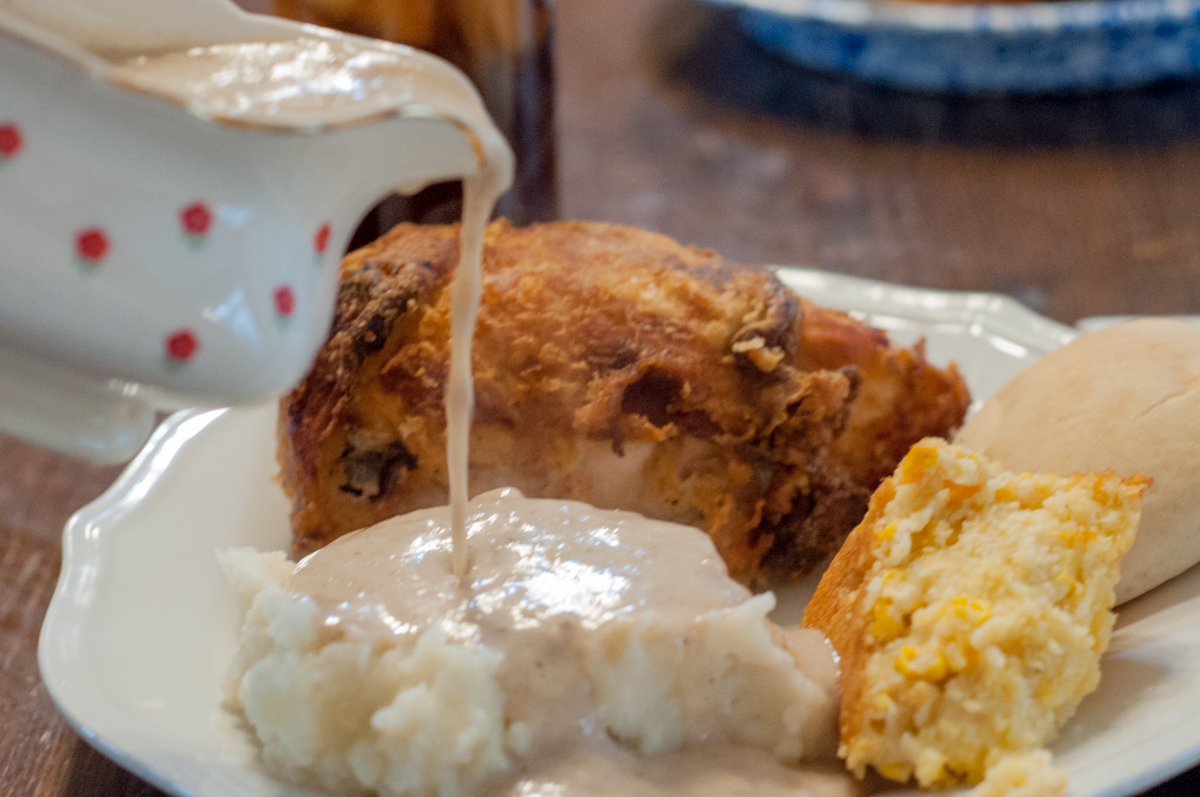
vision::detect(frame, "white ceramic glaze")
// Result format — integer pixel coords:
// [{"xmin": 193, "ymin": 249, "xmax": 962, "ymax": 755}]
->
[
  {"xmin": 0, "ymin": 0, "xmax": 495, "ymax": 462},
  {"xmin": 43, "ymin": 271, "xmax": 1200, "ymax": 797}
]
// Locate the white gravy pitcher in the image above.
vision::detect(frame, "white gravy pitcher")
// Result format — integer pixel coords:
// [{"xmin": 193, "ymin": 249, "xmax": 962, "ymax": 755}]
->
[{"xmin": 0, "ymin": 0, "xmax": 509, "ymax": 461}]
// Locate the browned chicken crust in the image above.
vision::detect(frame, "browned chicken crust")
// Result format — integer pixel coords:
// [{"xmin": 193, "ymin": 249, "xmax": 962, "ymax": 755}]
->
[{"xmin": 279, "ymin": 220, "xmax": 969, "ymax": 585}]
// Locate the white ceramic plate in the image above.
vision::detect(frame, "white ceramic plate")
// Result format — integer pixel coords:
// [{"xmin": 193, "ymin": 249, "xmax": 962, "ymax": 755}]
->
[{"xmin": 38, "ymin": 268, "xmax": 1200, "ymax": 797}]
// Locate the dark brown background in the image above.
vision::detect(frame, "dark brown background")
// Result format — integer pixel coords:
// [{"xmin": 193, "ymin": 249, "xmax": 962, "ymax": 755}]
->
[{"xmin": 2, "ymin": 0, "xmax": 1198, "ymax": 794}]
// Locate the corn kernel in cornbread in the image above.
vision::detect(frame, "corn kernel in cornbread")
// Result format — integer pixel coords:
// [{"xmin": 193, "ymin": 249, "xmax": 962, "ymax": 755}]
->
[{"xmin": 802, "ymin": 438, "xmax": 1146, "ymax": 788}]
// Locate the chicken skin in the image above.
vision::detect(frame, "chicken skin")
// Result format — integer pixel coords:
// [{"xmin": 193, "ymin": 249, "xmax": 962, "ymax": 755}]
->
[{"xmin": 278, "ymin": 220, "xmax": 969, "ymax": 586}]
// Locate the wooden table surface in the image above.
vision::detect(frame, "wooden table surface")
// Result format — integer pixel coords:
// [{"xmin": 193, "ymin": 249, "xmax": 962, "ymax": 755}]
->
[{"xmin": 3, "ymin": 0, "xmax": 1199, "ymax": 794}]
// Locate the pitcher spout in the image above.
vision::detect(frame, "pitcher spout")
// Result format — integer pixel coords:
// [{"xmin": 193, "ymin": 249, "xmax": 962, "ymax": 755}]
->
[{"xmin": 0, "ymin": 0, "xmax": 513, "ymax": 461}]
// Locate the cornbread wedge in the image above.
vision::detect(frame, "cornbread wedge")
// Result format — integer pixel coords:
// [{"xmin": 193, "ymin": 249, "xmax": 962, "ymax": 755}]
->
[{"xmin": 803, "ymin": 439, "xmax": 1147, "ymax": 788}]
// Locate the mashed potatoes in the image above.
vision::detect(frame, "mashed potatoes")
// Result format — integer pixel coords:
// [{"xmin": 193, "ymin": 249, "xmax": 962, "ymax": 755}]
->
[
  {"xmin": 222, "ymin": 548, "xmax": 515, "ymax": 795},
  {"xmin": 221, "ymin": 489, "xmax": 842, "ymax": 797}
]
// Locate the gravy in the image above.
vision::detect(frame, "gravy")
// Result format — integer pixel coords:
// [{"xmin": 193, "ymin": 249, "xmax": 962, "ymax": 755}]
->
[{"xmin": 288, "ymin": 488, "xmax": 853, "ymax": 797}]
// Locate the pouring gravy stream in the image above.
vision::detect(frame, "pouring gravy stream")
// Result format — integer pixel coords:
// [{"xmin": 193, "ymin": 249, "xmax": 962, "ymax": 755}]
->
[
  {"xmin": 106, "ymin": 32, "xmax": 850, "ymax": 796},
  {"xmin": 106, "ymin": 33, "xmax": 512, "ymax": 574}
]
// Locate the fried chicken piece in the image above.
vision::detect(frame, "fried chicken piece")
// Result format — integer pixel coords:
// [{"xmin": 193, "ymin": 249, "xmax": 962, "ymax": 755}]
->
[{"xmin": 279, "ymin": 220, "xmax": 969, "ymax": 585}]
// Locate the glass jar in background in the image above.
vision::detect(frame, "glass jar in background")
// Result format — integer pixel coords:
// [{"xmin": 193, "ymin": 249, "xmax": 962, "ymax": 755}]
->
[{"xmin": 273, "ymin": 0, "xmax": 558, "ymax": 239}]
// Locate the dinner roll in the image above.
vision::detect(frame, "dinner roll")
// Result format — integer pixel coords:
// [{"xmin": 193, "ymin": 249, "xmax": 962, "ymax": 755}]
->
[{"xmin": 957, "ymin": 317, "xmax": 1200, "ymax": 605}]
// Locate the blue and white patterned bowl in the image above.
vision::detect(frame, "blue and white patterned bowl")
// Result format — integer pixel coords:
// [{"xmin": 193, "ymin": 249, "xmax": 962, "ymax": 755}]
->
[{"xmin": 708, "ymin": 0, "xmax": 1200, "ymax": 92}]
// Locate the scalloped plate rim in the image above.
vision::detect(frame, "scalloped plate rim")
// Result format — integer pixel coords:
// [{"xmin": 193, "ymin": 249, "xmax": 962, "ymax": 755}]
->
[{"xmin": 36, "ymin": 268, "xmax": 1200, "ymax": 797}]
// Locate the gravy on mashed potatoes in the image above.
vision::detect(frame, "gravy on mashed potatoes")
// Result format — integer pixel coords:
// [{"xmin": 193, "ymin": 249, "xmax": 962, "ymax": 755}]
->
[{"xmin": 221, "ymin": 489, "xmax": 858, "ymax": 797}]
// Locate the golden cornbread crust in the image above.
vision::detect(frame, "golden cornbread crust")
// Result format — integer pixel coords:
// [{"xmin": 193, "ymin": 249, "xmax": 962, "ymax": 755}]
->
[
  {"xmin": 280, "ymin": 220, "xmax": 969, "ymax": 584},
  {"xmin": 803, "ymin": 439, "xmax": 1147, "ymax": 787}
]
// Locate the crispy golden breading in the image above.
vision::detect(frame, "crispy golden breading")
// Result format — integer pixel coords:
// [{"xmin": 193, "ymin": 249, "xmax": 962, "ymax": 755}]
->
[{"xmin": 279, "ymin": 220, "xmax": 969, "ymax": 585}]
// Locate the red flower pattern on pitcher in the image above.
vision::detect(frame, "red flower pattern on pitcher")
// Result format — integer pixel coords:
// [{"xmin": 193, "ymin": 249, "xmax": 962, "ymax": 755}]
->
[
  {"xmin": 314, "ymin": 223, "xmax": 331, "ymax": 256},
  {"xmin": 0, "ymin": 124, "xmax": 21, "ymax": 160},
  {"xmin": 180, "ymin": 202, "xmax": 213, "ymax": 238},
  {"xmin": 165, "ymin": 329, "xmax": 199, "ymax": 363},
  {"xmin": 75, "ymin": 227, "xmax": 109, "ymax": 265},
  {"xmin": 273, "ymin": 285, "xmax": 296, "ymax": 318}
]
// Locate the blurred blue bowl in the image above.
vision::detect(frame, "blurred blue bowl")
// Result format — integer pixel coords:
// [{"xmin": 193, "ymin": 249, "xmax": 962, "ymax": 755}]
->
[{"xmin": 707, "ymin": 0, "xmax": 1200, "ymax": 92}]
